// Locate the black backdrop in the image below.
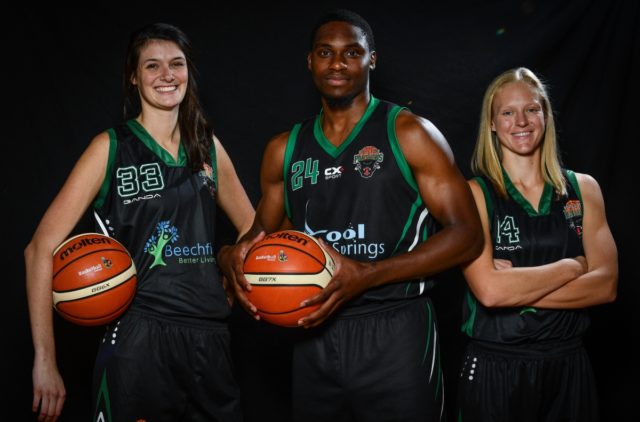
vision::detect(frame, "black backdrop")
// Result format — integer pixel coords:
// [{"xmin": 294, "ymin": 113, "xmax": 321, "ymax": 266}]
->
[{"xmin": 4, "ymin": 1, "xmax": 638, "ymax": 420}]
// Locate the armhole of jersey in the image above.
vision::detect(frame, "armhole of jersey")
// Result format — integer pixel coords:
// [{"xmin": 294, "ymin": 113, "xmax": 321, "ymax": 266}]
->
[
  {"xmin": 387, "ymin": 105, "xmax": 419, "ymax": 192},
  {"xmin": 283, "ymin": 123, "xmax": 301, "ymax": 220},
  {"xmin": 210, "ymin": 140, "xmax": 218, "ymax": 191},
  {"xmin": 565, "ymin": 169, "xmax": 582, "ymax": 203},
  {"xmin": 474, "ymin": 176, "xmax": 494, "ymax": 232},
  {"xmin": 93, "ymin": 128, "xmax": 117, "ymax": 210}
]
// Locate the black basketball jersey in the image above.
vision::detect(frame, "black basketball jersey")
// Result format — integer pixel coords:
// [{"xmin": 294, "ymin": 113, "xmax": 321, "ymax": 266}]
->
[
  {"xmin": 462, "ymin": 169, "xmax": 590, "ymax": 343},
  {"xmin": 93, "ymin": 120, "xmax": 229, "ymax": 321},
  {"xmin": 284, "ymin": 97, "xmax": 438, "ymax": 315}
]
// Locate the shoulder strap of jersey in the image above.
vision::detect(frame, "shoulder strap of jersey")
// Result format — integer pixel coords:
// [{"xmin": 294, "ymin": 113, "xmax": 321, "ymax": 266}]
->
[
  {"xmin": 565, "ymin": 169, "xmax": 582, "ymax": 203},
  {"xmin": 93, "ymin": 126, "xmax": 120, "ymax": 210},
  {"xmin": 283, "ymin": 123, "xmax": 302, "ymax": 221},
  {"xmin": 387, "ymin": 105, "xmax": 421, "ymax": 193},
  {"xmin": 474, "ymin": 176, "xmax": 494, "ymax": 232},
  {"xmin": 209, "ymin": 140, "xmax": 218, "ymax": 191}
]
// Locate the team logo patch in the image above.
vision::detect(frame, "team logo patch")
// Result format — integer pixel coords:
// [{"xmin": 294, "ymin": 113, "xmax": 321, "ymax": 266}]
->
[
  {"xmin": 563, "ymin": 199, "xmax": 582, "ymax": 219},
  {"xmin": 278, "ymin": 250, "xmax": 288, "ymax": 262},
  {"xmin": 101, "ymin": 256, "xmax": 113, "ymax": 269},
  {"xmin": 563, "ymin": 199, "xmax": 583, "ymax": 237},
  {"xmin": 199, "ymin": 163, "xmax": 217, "ymax": 198},
  {"xmin": 353, "ymin": 146, "xmax": 384, "ymax": 178}
]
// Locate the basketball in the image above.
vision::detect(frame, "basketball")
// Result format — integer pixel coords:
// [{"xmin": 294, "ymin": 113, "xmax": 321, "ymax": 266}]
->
[
  {"xmin": 243, "ymin": 230, "xmax": 335, "ymax": 327},
  {"xmin": 52, "ymin": 233, "xmax": 137, "ymax": 326}
]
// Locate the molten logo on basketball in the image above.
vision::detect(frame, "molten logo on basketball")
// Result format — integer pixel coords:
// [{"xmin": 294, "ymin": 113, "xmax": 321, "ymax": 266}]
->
[
  {"xmin": 265, "ymin": 231, "xmax": 309, "ymax": 245},
  {"xmin": 59, "ymin": 237, "xmax": 112, "ymax": 261}
]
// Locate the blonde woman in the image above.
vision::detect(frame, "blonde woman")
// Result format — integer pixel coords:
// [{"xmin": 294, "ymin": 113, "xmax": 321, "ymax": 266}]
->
[{"xmin": 457, "ymin": 67, "xmax": 618, "ymax": 422}]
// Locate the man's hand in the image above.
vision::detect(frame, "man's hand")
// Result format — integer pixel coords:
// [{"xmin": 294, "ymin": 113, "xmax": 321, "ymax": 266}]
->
[
  {"xmin": 297, "ymin": 239, "xmax": 371, "ymax": 328},
  {"xmin": 217, "ymin": 231, "xmax": 266, "ymax": 318}
]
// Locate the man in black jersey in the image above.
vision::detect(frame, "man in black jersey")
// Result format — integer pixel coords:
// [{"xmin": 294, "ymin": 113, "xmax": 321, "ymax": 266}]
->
[{"xmin": 220, "ymin": 9, "xmax": 483, "ymax": 421}]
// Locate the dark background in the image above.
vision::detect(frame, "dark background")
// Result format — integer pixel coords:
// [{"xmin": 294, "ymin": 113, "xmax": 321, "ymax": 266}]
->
[{"xmin": 4, "ymin": 1, "xmax": 638, "ymax": 420}]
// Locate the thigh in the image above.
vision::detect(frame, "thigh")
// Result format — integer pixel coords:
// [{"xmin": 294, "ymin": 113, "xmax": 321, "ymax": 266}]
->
[
  {"xmin": 292, "ymin": 323, "xmax": 351, "ymax": 422},
  {"xmin": 456, "ymin": 342, "xmax": 541, "ymax": 422},
  {"xmin": 91, "ymin": 312, "xmax": 185, "ymax": 422},
  {"xmin": 91, "ymin": 313, "xmax": 242, "ymax": 422},
  {"xmin": 183, "ymin": 324, "xmax": 242, "ymax": 422},
  {"xmin": 348, "ymin": 298, "xmax": 444, "ymax": 422},
  {"xmin": 292, "ymin": 299, "xmax": 444, "ymax": 422},
  {"xmin": 541, "ymin": 346, "xmax": 598, "ymax": 422}
]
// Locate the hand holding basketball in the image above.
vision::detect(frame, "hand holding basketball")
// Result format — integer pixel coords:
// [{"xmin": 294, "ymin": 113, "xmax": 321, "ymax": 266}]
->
[
  {"xmin": 217, "ymin": 230, "xmax": 266, "ymax": 315},
  {"xmin": 297, "ymin": 242, "xmax": 372, "ymax": 328},
  {"xmin": 243, "ymin": 230, "xmax": 335, "ymax": 327}
]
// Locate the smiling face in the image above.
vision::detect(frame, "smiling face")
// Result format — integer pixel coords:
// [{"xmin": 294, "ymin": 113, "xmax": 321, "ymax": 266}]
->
[
  {"xmin": 491, "ymin": 81, "xmax": 546, "ymax": 157},
  {"xmin": 307, "ymin": 21, "xmax": 376, "ymax": 106},
  {"xmin": 132, "ymin": 39, "xmax": 188, "ymax": 112}
]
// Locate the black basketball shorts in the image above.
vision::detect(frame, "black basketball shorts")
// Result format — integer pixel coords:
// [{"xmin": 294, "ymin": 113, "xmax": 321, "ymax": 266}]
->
[
  {"xmin": 91, "ymin": 311, "xmax": 242, "ymax": 422},
  {"xmin": 292, "ymin": 297, "xmax": 444, "ymax": 422},
  {"xmin": 457, "ymin": 338, "xmax": 598, "ymax": 422}
]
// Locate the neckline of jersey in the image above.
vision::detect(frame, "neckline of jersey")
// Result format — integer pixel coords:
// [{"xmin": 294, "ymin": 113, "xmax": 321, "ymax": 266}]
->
[
  {"xmin": 502, "ymin": 167, "xmax": 552, "ymax": 216},
  {"xmin": 126, "ymin": 119, "xmax": 187, "ymax": 167},
  {"xmin": 313, "ymin": 96, "xmax": 380, "ymax": 158}
]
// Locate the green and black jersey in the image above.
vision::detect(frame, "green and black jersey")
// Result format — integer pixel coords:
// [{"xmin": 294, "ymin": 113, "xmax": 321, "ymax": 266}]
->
[
  {"xmin": 462, "ymin": 169, "xmax": 589, "ymax": 343},
  {"xmin": 284, "ymin": 97, "xmax": 438, "ymax": 315},
  {"xmin": 93, "ymin": 120, "xmax": 229, "ymax": 321}
]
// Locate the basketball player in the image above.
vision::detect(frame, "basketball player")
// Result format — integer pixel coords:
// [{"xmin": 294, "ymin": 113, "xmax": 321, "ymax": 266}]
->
[
  {"xmin": 24, "ymin": 23, "xmax": 254, "ymax": 421},
  {"xmin": 218, "ymin": 10, "xmax": 483, "ymax": 421},
  {"xmin": 457, "ymin": 67, "xmax": 618, "ymax": 421}
]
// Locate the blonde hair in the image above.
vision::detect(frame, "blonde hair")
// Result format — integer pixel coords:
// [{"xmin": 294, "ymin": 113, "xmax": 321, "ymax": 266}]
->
[{"xmin": 471, "ymin": 67, "xmax": 566, "ymax": 196}]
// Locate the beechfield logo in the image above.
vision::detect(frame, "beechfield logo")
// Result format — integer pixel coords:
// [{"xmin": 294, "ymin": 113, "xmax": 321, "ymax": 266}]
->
[
  {"xmin": 144, "ymin": 220, "xmax": 215, "ymax": 268},
  {"xmin": 144, "ymin": 220, "xmax": 179, "ymax": 268}
]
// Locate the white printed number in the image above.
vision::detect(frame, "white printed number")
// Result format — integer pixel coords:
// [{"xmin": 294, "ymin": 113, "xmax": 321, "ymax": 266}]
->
[{"xmin": 117, "ymin": 163, "xmax": 165, "ymax": 197}]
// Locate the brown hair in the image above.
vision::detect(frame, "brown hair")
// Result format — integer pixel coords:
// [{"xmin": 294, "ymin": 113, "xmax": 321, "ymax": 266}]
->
[{"xmin": 123, "ymin": 23, "xmax": 213, "ymax": 172}]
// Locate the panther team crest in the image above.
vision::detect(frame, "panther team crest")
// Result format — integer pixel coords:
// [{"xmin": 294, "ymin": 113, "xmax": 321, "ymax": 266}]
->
[
  {"xmin": 563, "ymin": 199, "xmax": 583, "ymax": 237},
  {"xmin": 353, "ymin": 145, "xmax": 384, "ymax": 178}
]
